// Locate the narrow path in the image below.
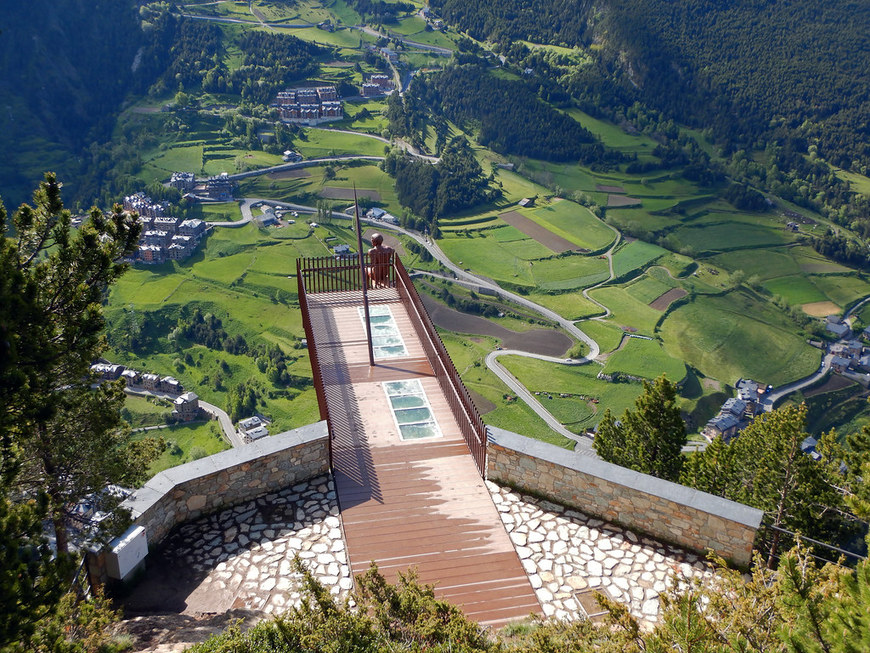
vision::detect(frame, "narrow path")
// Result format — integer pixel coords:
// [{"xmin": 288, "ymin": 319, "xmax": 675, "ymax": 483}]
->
[
  {"xmin": 484, "ymin": 350, "xmax": 596, "ymax": 453},
  {"xmin": 581, "ymin": 221, "xmax": 621, "ymax": 320}
]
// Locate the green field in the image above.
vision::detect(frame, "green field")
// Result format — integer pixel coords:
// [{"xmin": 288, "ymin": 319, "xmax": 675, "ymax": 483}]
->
[
  {"xmin": 671, "ymin": 219, "xmax": 789, "ymax": 253},
  {"xmin": 660, "ymin": 292, "xmax": 821, "ymax": 386},
  {"xmin": 623, "ymin": 274, "xmax": 676, "ymax": 305},
  {"xmin": 499, "ymin": 356, "xmax": 644, "ymax": 433},
  {"xmin": 133, "ymin": 421, "xmax": 230, "ymax": 477},
  {"xmin": 525, "ymin": 200, "xmax": 616, "ymax": 252},
  {"xmin": 122, "ymin": 394, "xmax": 173, "ymax": 428},
  {"xmin": 578, "ymin": 319, "xmax": 626, "ymax": 354},
  {"xmin": 587, "ymin": 286, "xmax": 663, "ymax": 335},
  {"xmin": 763, "ymin": 275, "xmax": 827, "ymax": 305},
  {"xmin": 603, "ymin": 337, "xmax": 687, "ymax": 382},
  {"xmin": 611, "ymin": 240, "xmax": 667, "ymax": 278},
  {"xmin": 528, "ymin": 292, "xmax": 605, "ymax": 321},
  {"xmin": 297, "ymin": 128, "xmax": 388, "ymax": 158}
]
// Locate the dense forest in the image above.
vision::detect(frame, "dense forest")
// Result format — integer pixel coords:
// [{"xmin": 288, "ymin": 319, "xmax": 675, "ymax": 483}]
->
[
  {"xmin": 381, "ymin": 137, "xmax": 496, "ymax": 225},
  {"xmin": 0, "ymin": 0, "xmax": 145, "ymax": 207},
  {"xmin": 430, "ymin": 0, "xmax": 594, "ymax": 47},
  {"xmin": 394, "ymin": 64, "xmax": 626, "ymax": 167},
  {"xmin": 430, "ymin": 0, "xmax": 870, "ymax": 172}
]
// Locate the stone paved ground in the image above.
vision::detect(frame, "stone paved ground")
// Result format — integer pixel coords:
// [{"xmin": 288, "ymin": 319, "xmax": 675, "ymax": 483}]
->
[
  {"xmin": 125, "ymin": 474, "xmax": 716, "ymax": 642},
  {"xmin": 487, "ymin": 481, "xmax": 714, "ymax": 627},
  {"xmin": 123, "ymin": 475, "xmax": 351, "ymax": 618}
]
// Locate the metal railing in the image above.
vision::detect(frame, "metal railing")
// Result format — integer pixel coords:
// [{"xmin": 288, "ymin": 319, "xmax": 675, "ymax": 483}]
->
[
  {"xmin": 296, "ymin": 253, "xmax": 396, "ymax": 293},
  {"xmin": 393, "ymin": 257, "xmax": 488, "ymax": 474},
  {"xmin": 296, "ymin": 254, "xmax": 487, "ymax": 475},
  {"xmin": 297, "ymin": 258, "xmax": 334, "ymax": 465}
]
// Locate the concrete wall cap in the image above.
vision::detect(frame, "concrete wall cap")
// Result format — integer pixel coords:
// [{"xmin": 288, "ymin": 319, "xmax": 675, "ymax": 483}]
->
[{"xmin": 487, "ymin": 426, "xmax": 763, "ymax": 529}]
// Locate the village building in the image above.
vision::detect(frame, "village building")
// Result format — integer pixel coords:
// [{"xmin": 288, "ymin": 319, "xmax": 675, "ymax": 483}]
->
[
  {"xmin": 157, "ymin": 377, "xmax": 182, "ymax": 394},
  {"xmin": 333, "ymin": 243, "xmax": 351, "ymax": 257},
  {"xmin": 124, "ymin": 192, "xmax": 167, "ymax": 219},
  {"xmin": 721, "ymin": 397, "xmax": 747, "ymax": 419},
  {"xmin": 137, "ymin": 215, "xmax": 155, "ymax": 231},
  {"xmin": 831, "ymin": 356, "xmax": 853, "ymax": 373},
  {"xmin": 167, "ymin": 243, "xmax": 187, "ymax": 260},
  {"xmin": 735, "ymin": 378, "xmax": 769, "ymax": 410},
  {"xmin": 178, "ymin": 219, "xmax": 206, "ymax": 237},
  {"xmin": 90, "ymin": 363, "xmax": 125, "ymax": 380},
  {"xmin": 169, "ymin": 171, "xmax": 196, "ymax": 193},
  {"xmin": 120, "ymin": 369, "xmax": 141, "ymax": 387},
  {"xmin": 153, "ymin": 216, "xmax": 181, "ymax": 231},
  {"xmin": 172, "ymin": 392, "xmax": 201, "ymax": 422},
  {"xmin": 844, "ymin": 339, "xmax": 864, "ymax": 356},
  {"xmin": 143, "ymin": 230, "xmax": 173, "ymax": 248},
  {"xmin": 200, "ymin": 173, "xmax": 234, "ymax": 201},
  {"xmin": 703, "ymin": 413, "xmax": 742, "ymax": 442},
  {"xmin": 244, "ymin": 425, "xmax": 270, "ymax": 442},
  {"xmin": 138, "ymin": 244, "xmax": 166, "ymax": 264},
  {"xmin": 361, "ymin": 73, "xmax": 394, "ymax": 97},
  {"xmin": 140, "ymin": 373, "xmax": 160, "ymax": 391},
  {"xmin": 274, "ymin": 86, "xmax": 343, "ymax": 124},
  {"xmin": 127, "ymin": 191, "xmax": 207, "ymax": 265},
  {"xmin": 255, "ymin": 210, "xmax": 279, "ymax": 227},
  {"xmin": 239, "ymin": 416, "xmax": 262, "ymax": 432}
]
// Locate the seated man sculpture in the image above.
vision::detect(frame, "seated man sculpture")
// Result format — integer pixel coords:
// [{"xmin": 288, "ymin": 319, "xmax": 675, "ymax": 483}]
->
[{"xmin": 367, "ymin": 232, "xmax": 394, "ymax": 287}]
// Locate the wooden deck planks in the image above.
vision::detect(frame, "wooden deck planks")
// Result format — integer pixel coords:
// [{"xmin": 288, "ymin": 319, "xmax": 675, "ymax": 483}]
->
[{"xmin": 306, "ymin": 293, "xmax": 542, "ymax": 626}]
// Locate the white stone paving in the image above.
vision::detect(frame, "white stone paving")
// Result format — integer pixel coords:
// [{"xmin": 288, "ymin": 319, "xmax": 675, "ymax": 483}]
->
[
  {"xmin": 487, "ymin": 481, "xmax": 714, "ymax": 627},
  {"xmin": 139, "ymin": 473, "xmax": 715, "ymax": 628},
  {"xmin": 162, "ymin": 475, "xmax": 351, "ymax": 615}
]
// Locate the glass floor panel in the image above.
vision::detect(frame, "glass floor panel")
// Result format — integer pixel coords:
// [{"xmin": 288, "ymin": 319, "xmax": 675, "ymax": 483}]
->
[
  {"xmin": 358, "ymin": 306, "xmax": 407, "ymax": 359},
  {"xmin": 389, "ymin": 395, "xmax": 427, "ymax": 409},
  {"xmin": 383, "ymin": 379, "xmax": 443, "ymax": 441}
]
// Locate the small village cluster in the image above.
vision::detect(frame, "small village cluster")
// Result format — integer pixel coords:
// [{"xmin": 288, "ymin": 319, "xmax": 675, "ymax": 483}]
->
[
  {"xmin": 825, "ymin": 314, "xmax": 870, "ymax": 374},
  {"xmin": 238, "ymin": 415, "xmax": 270, "ymax": 443},
  {"xmin": 702, "ymin": 378, "xmax": 770, "ymax": 442},
  {"xmin": 360, "ymin": 74, "xmax": 394, "ymax": 97},
  {"xmin": 271, "ymin": 76, "xmax": 394, "ymax": 124},
  {"xmin": 169, "ymin": 171, "xmax": 235, "ymax": 201},
  {"xmin": 90, "ymin": 362, "xmax": 202, "ymax": 423},
  {"xmin": 123, "ymin": 191, "xmax": 207, "ymax": 264}
]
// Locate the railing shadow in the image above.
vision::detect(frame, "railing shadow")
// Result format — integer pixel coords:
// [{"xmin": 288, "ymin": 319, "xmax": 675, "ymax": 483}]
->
[{"xmin": 305, "ymin": 294, "xmax": 383, "ymax": 509}]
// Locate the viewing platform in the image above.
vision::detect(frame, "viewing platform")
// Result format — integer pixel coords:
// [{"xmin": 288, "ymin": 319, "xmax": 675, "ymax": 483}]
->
[{"xmin": 298, "ymin": 254, "xmax": 541, "ymax": 625}]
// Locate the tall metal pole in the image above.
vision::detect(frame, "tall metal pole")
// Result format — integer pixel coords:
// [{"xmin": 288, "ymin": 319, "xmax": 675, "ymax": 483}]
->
[{"xmin": 354, "ymin": 187, "xmax": 375, "ymax": 367}]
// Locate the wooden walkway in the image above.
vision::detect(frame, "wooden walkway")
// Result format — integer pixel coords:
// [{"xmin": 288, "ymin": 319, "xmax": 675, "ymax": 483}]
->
[{"xmin": 306, "ymin": 289, "xmax": 541, "ymax": 626}]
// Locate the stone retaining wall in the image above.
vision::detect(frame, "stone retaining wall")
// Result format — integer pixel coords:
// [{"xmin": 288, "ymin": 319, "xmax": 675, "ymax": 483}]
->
[
  {"xmin": 123, "ymin": 421, "xmax": 330, "ymax": 548},
  {"xmin": 486, "ymin": 427, "xmax": 762, "ymax": 567}
]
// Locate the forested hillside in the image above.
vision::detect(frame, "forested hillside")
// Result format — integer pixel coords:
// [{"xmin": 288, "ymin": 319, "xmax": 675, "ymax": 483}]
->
[
  {"xmin": 430, "ymin": 0, "xmax": 870, "ymax": 172},
  {"xmin": 0, "ymin": 0, "xmax": 144, "ymax": 207}
]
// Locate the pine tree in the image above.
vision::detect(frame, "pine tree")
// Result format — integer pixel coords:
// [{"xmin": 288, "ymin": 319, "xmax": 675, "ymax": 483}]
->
[
  {"xmin": 1, "ymin": 174, "xmax": 159, "ymax": 555},
  {"xmin": 593, "ymin": 374, "xmax": 687, "ymax": 481},
  {"xmin": 683, "ymin": 403, "xmax": 845, "ymax": 566}
]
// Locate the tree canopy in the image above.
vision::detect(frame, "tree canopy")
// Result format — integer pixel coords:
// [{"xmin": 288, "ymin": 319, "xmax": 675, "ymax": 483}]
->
[
  {"xmin": 593, "ymin": 374, "xmax": 686, "ymax": 481},
  {"xmin": 0, "ymin": 175, "xmax": 159, "ymax": 647}
]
